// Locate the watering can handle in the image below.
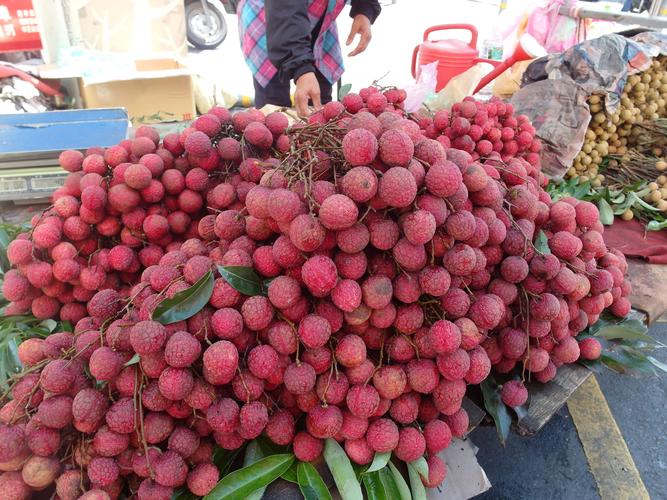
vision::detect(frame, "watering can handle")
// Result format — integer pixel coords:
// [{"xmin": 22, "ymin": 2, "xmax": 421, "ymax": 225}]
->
[
  {"xmin": 411, "ymin": 44, "xmax": 419, "ymax": 78},
  {"xmin": 422, "ymin": 24, "xmax": 478, "ymax": 49}
]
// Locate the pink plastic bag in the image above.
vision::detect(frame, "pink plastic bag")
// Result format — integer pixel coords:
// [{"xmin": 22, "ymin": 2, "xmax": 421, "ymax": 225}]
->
[
  {"xmin": 525, "ymin": 0, "xmax": 578, "ymax": 53},
  {"xmin": 498, "ymin": 0, "xmax": 578, "ymax": 55}
]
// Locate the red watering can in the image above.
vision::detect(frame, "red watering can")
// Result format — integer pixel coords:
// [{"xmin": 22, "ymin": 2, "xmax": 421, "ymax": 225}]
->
[
  {"xmin": 411, "ymin": 24, "xmax": 500, "ymax": 92},
  {"xmin": 412, "ymin": 24, "xmax": 546, "ymax": 94}
]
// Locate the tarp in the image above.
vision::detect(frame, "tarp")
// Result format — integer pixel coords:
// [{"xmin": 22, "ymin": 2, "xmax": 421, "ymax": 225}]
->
[{"xmin": 603, "ymin": 218, "xmax": 667, "ymax": 265}]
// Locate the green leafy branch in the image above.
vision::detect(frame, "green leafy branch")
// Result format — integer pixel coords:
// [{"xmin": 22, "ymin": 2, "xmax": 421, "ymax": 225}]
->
[
  {"xmin": 0, "ymin": 316, "xmax": 64, "ymax": 390},
  {"xmin": 546, "ymin": 178, "xmax": 667, "ymax": 228},
  {"xmin": 579, "ymin": 312, "xmax": 667, "ymax": 376}
]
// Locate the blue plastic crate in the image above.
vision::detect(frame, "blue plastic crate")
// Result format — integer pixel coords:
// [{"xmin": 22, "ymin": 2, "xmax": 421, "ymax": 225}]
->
[{"xmin": 0, "ymin": 108, "xmax": 129, "ymax": 161}]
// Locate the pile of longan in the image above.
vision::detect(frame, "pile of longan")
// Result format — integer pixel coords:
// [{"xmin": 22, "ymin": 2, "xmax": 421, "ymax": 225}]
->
[{"xmin": 568, "ymin": 57, "xmax": 667, "ymax": 187}]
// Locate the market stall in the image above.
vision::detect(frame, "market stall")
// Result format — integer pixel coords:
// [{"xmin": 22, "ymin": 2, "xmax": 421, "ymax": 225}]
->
[{"xmin": 1, "ymin": 4, "xmax": 666, "ymax": 500}]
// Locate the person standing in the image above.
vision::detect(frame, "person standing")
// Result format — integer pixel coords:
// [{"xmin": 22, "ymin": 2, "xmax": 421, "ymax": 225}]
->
[{"xmin": 238, "ymin": 0, "xmax": 381, "ymax": 116}]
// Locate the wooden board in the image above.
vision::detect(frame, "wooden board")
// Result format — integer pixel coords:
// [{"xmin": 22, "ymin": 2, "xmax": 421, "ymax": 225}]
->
[
  {"xmin": 462, "ymin": 396, "xmax": 486, "ymax": 433},
  {"xmin": 515, "ymin": 363, "xmax": 592, "ymax": 436},
  {"xmin": 626, "ymin": 258, "xmax": 667, "ymax": 323}
]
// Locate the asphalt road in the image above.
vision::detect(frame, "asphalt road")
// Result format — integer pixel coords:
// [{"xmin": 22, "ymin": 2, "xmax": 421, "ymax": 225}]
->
[{"xmin": 470, "ymin": 321, "xmax": 667, "ymax": 499}]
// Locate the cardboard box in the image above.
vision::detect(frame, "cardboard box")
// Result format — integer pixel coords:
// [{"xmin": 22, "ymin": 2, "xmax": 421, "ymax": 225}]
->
[
  {"xmin": 65, "ymin": 0, "xmax": 187, "ymax": 57},
  {"xmin": 79, "ymin": 59, "xmax": 195, "ymax": 124}
]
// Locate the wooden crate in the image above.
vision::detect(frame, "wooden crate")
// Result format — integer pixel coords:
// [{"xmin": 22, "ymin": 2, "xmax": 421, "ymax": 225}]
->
[{"xmin": 516, "ymin": 363, "xmax": 591, "ymax": 436}]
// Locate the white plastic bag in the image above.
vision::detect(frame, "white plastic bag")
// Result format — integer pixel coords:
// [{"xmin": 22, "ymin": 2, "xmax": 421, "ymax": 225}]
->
[
  {"xmin": 426, "ymin": 63, "xmax": 493, "ymax": 111},
  {"xmin": 403, "ymin": 61, "xmax": 438, "ymax": 113}
]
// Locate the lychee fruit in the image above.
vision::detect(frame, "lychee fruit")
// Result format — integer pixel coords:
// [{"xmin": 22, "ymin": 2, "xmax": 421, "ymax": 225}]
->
[
  {"xmin": 379, "ymin": 167, "xmax": 418, "ymax": 208},
  {"xmin": 342, "ymin": 128, "xmax": 378, "ymax": 166},
  {"xmin": 365, "ymin": 418, "xmax": 399, "ymax": 453},
  {"xmin": 501, "ymin": 380, "xmax": 528, "ymax": 407}
]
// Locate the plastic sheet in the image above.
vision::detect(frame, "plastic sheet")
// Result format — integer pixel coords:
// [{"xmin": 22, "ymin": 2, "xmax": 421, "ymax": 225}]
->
[
  {"xmin": 404, "ymin": 61, "xmax": 438, "ymax": 113},
  {"xmin": 425, "ymin": 63, "xmax": 491, "ymax": 111},
  {"xmin": 511, "ymin": 79, "xmax": 591, "ymax": 178}
]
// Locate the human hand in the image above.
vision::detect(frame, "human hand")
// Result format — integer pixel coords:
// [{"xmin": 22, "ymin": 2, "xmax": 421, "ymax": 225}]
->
[
  {"xmin": 346, "ymin": 14, "xmax": 372, "ymax": 57},
  {"xmin": 295, "ymin": 71, "xmax": 321, "ymax": 117}
]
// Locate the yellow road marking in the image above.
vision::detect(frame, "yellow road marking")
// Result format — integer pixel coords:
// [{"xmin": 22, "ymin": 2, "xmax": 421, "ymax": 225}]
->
[{"xmin": 567, "ymin": 376, "xmax": 650, "ymax": 500}]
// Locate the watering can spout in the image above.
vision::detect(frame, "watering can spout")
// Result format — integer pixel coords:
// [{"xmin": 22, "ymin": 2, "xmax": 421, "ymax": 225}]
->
[{"xmin": 473, "ymin": 34, "xmax": 547, "ymax": 95}]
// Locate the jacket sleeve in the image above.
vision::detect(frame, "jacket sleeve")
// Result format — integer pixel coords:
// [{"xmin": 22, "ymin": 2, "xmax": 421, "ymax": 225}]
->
[
  {"xmin": 265, "ymin": 0, "xmax": 316, "ymax": 82},
  {"xmin": 350, "ymin": 0, "xmax": 381, "ymax": 24}
]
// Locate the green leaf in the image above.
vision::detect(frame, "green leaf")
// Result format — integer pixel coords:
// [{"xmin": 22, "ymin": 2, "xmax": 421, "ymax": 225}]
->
[
  {"xmin": 323, "ymin": 438, "xmax": 363, "ymax": 500},
  {"xmin": 351, "ymin": 463, "xmax": 368, "ymax": 481},
  {"xmin": 338, "ymin": 83, "xmax": 352, "ymax": 100},
  {"xmin": 212, "ymin": 446, "xmax": 243, "ymax": 477},
  {"xmin": 388, "ymin": 462, "xmax": 412, "ymax": 500},
  {"xmin": 243, "ymin": 440, "xmax": 264, "ymax": 466},
  {"xmin": 0, "ymin": 228, "xmax": 11, "ymax": 274},
  {"xmin": 647, "ymin": 356, "xmax": 667, "ymax": 373},
  {"xmin": 171, "ymin": 487, "xmax": 198, "ymax": 500},
  {"xmin": 365, "ymin": 452, "xmax": 391, "ymax": 474},
  {"xmin": 152, "ymin": 271, "xmax": 214, "ymax": 324},
  {"xmin": 39, "ymin": 319, "xmax": 58, "ymax": 333},
  {"xmin": 244, "ymin": 441, "xmax": 267, "ymax": 500},
  {"xmin": 512, "ymin": 402, "xmax": 529, "ymax": 421},
  {"xmin": 407, "ymin": 463, "xmax": 427, "ymax": 500},
  {"xmin": 480, "ymin": 376, "xmax": 511, "ymax": 445},
  {"xmin": 597, "ymin": 198, "xmax": 614, "ymax": 225},
  {"xmin": 647, "ymin": 219, "xmax": 667, "ymax": 231},
  {"xmin": 261, "ymin": 278, "xmax": 274, "ymax": 296},
  {"xmin": 255, "ymin": 435, "xmax": 288, "ymax": 456},
  {"xmin": 378, "ymin": 467, "xmax": 402, "ymax": 499},
  {"xmin": 59, "ymin": 320, "xmax": 73, "ymax": 332},
  {"xmin": 534, "ymin": 230, "xmax": 550, "ymax": 254},
  {"xmin": 573, "ymin": 180, "xmax": 592, "ymax": 199},
  {"xmin": 362, "ymin": 469, "xmax": 403, "ymax": 500},
  {"xmin": 217, "ymin": 265, "xmax": 265, "ymax": 296},
  {"xmin": 203, "ymin": 453, "xmax": 295, "ymax": 500},
  {"xmin": 629, "ymin": 191, "xmax": 661, "ymax": 212},
  {"xmin": 610, "ymin": 192, "xmax": 626, "ymax": 204},
  {"xmin": 0, "ymin": 228, "xmax": 10, "ymax": 247},
  {"xmin": 363, "ymin": 471, "xmax": 386, "ymax": 500},
  {"xmin": 124, "ymin": 353, "xmax": 141, "ymax": 367},
  {"xmin": 297, "ymin": 461, "xmax": 332, "ymax": 500},
  {"xmin": 578, "ymin": 357, "xmax": 603, "ymax": 373},
  {"xmin": 6, "ymin": 339, "xmax": 20, "ymax": 374},
  {"xmin": 600, "ymin": 349, "xmax": 657, "ymax": 376},
  {"xmin": 593, "ymin": 319, "xmax": 653, "ymax": 343},
  {"xmin": 281, "ymin": 463, "xmax": 298, "ymax": 483},
  {"xmin": 409, "ymin": 456, "xmax": 428, "ymax": 480}
]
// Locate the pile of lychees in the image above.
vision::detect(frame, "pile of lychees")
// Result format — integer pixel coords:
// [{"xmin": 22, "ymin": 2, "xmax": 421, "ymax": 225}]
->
[{"xmin": 0, "ymin": 86, "xmax": 631, "ymax": 499}]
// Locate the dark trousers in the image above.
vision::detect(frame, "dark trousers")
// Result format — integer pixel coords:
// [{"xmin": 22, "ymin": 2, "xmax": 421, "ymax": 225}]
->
[{"xmin": 253, "ymin": 70, "xmax": 333, "ymax": 109}]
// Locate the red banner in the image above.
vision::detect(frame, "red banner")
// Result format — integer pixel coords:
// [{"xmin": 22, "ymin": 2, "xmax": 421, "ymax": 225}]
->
[{"xmin": 0, "ymin": 1, "xmax": 42, "ymax": 53}]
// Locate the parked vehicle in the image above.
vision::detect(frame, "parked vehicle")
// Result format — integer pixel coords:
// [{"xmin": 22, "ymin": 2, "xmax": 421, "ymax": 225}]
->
[{"xmin": 185, "ymin": 0, "xmax": 229, "ymax": 50}]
